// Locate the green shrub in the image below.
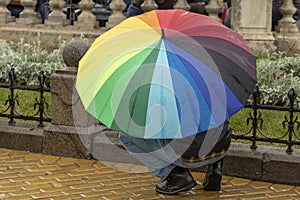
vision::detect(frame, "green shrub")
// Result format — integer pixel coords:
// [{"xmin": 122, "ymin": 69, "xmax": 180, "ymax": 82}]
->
[
  {"xmin": 0, "ymin": 35, "xmax": 66, "ymax": 87},
  {"xmin": 256, "ymin": 52, "xmax": 300, "ymax": 107}
]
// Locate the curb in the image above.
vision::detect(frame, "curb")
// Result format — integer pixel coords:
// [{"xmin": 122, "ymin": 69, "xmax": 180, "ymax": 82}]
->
[{"xmin": 0, "ymin": 121, "xmax": 299, "ymax": 186}]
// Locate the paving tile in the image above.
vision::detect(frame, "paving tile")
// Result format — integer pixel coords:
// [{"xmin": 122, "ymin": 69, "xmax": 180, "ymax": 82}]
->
[
  {"xmin": 1, "ymin": 186, "xmax": 24, "ymax": 193},
  {"xmin": 4, "ymin": 195, "xmax": 33, "ymax": 200},
  {"xmin": 21, "ymin": 183, "xmax": 52, "ymax": 191},
  {"xmin": 270, "ymin": 183, "xmax": 295, "ymax": 192},
  {"xmin": 294, "ymin": 186, "xmax": 300, "ymax": 194},
  {"xmin": 49, "ymin": 194, "xmax": 84, "ymax": 200},
  {"xmin": 18, "ymin": 170, "xmax": 47, "ymax": 177},
  {"xmin": 267, "ymin": 191, "xmax": 298, "ymax": 198},
  {"xmin": 70, "ymin": 183, "xmax": 101, "ymax": 190},
  {"xmin": 8, "ymin": 189, "xmax": 41, "ymax": 196},
  {"xmin": 243, "ymin": 187, "xmax": 275, "ymax": 195},
  {"xmin": 75, "ymin": 159, "xmax": 97, "ymax": 167},
  {"xmin": 8, "ymin": 176, "xmax": 39, "ymax": 183},
  {"xmin": 4, "ymin": 157, "xmax": 26, "ymax": 163},
  {"xmin": 57, "ymin": 157, "xmax": 79, "ymax": 165},
  {"xmin": 217, "ymin": 190, "xmax": 245, "ymax": 198},
  {"xmin": 240, "ymin": 193, "xmax": 270, "ymax": 199},
  {"xmin": 30, "ymin": 191, "xmax": 63, "ymax": 199},
  {"xmin": 0, "ymin": 148, "xmax": 299, "ymax": 200},
  {"xmin": 39, "ymin": 186, "xmax": 72, "ymax": 193},
  {"xmin": 81, "ymin": 191, "xmax": 114, "ymax": 198},
  {"xmin": 249, "ymin": 181, "xmax": 273, "ymax": 189},
  {"xmin": 62, "ymin": 187, "xmax": 95, "ymax": 195},
  {"xmin": 230, "ymin": 177, "xmax": 252, "ymax": 186},
  {"xmin": 39, "ymin": 155, "xmax": 60, "ymax": 164},
  {"xmin": 222, "ymin": 184, "xmax": 254, "ymax": 192},
  {"xmin": 23, "ymin": 153, "xmax": 43, "ymax": 161},
  {"xmin": 0, "ymin": 179, "xmax": 11, "ymax": 185},
  {"xmin": 26, "ymin": 164, "xmax": 58, "ymax": 173},
  {"xmin": 38, "ymin": 173, "xmax": 69, "ymax": 180}
]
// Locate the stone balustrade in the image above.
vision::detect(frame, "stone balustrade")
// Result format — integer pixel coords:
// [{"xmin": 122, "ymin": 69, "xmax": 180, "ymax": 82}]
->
[{"xmin": 0, "ymin": 0, "xmax": 299, "ymax": 54}]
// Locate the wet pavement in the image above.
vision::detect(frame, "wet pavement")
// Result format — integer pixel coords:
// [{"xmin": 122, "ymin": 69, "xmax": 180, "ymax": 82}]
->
[{"xmin": 0, "ymin": 147, "xmax": 300, "ymax": 200}]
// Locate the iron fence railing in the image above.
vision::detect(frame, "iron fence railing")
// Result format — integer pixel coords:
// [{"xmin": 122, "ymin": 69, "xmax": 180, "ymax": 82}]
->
[
  {"xmin": 232, "ymin": 85, "xmax": 300, "ymax": 154},
  {"xmin": 0, "ymin": 68, "xmax": 51, "ymax": 127},
  {"xmin": 0, "ymin": 68, "xmax": 299, "ymax": 154}
]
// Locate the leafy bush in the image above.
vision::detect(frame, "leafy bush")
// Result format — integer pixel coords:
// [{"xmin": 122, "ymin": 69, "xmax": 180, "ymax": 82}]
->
[
  {"xmin": 0, "ymin": 36, "xmax": 300, "ymax": 108},
  {"xmin": 0, "ymin": 34, "xmax": 66, "ymax": 87},
  {"xmin": 257, "ymin": 52, "xmax": 300, "ymax": 107}
]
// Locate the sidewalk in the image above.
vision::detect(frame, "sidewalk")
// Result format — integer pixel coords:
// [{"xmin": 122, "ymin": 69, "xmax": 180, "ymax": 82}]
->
[{"xmin": 0, "ymin": 148, "xmax": 300, "ymax": 200}]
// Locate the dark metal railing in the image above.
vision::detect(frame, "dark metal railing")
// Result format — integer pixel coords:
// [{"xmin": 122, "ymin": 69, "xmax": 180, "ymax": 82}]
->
[
  {"xmin": 232, "ymin": 85, "xmax": 300, "ymax": 154},
  {"xmin": 0, "ymin": 68, "xmax": 51, "ymax": 127},
  {"xmin": 0, "ymin": 68, "xmax": 299, "ymax": 154}
]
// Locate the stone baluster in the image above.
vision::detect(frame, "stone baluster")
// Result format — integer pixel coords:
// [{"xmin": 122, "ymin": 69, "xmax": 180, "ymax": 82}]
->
[
  {"xmin": 45, "ymin": 0, "xmax": 65, "ymax": 26},
  {"xmin": 16, "ymin": 0, "xmax": 39, "ymax": 25},
  {"xmin": 106, "ymin": 0, "xmax": 126, "ymax": 29},
  {"xmin": 230, "ymin": 0, "xmax": 276, "ymax": 55},
  {"xmin": 173, "ymin": 0, "xmax": 191, "ymax": 10},
  {"xmin": 140, "ymin": 0, "xmax": 158, "ymax": 12},
  {"xmin": 205, "ymin": 0, "xmax": 222, "ymax": 22},
  {"xmin": 76, "ymin": 0, "xmax": 96, "ymax": 30},
  {"xmin": 0, "ymin": 0, "xmax": 9, "ymax": 24},
  {"xmin": 276, "ymin": 0, "xmax": 300, "ymax": 54}
]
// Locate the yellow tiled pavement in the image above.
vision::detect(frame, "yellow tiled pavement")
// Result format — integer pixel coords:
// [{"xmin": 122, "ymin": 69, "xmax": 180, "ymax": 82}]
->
[{"xmin": 0, "ymin": 148, "xmax": 300, "ymax": 200}]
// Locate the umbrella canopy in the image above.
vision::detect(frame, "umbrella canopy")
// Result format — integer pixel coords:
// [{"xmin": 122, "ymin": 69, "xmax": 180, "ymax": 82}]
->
[{"xmin": 76, "ymin": 9, "xmax": 256, "ymax": 139}]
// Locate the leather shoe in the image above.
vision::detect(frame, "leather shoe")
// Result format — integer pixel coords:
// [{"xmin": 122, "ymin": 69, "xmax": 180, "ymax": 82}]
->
[
  {"xmin": 155, "ymin": 167, "xmax": 197, "ymax": 195},
  {"xmin": 203, "ymin": 159, "xmax": 223, "ymax": 191}
]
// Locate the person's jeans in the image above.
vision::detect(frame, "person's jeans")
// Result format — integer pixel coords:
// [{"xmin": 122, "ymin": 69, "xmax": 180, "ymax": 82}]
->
[
  {"xmin": 119, "ymin": 132, "xmax": 176, "ymax": 181},
  {"xmin": 118, "ymin": 132, "xmax": 224, "ymax": 181}
]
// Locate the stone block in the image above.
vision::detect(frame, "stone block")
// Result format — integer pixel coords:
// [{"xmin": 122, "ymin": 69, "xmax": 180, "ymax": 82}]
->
[
  {"xmin": 262, "ymin": 147, "xmax": 300, "ymax": 185},
  {"xmin": 224, "ymin": 143, "xmax": 264, "ymax": 180},
  {"xmin": 42, "ymin": 124, "xmax": 91, "ymax": 159},
  {"xmin": 0, "ymin": 121, "xmax": 43, "ymax": 153}
]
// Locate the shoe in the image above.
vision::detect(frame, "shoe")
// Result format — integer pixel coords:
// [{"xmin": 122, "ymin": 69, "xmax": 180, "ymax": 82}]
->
[
  {"xmin": 155, "ymin": 167, "xmax": 197, "ymax": 195},
  {"xmin": 203, "ymin": 159, "xmax": 223, "ymax": 191}
]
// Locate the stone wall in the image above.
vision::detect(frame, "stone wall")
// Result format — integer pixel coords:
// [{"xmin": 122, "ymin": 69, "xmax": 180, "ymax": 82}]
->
[{"xmin": 1, "ymin": 0, "xmax": 299, "ymax": 54}]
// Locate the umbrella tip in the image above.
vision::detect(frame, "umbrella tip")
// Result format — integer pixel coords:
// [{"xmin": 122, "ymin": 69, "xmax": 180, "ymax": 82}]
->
[{"xmin": 161, "ymin": 28, "xmax": 165, "ymax": 38}]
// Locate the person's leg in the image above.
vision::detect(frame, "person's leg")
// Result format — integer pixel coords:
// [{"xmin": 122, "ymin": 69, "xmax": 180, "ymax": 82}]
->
[
  {"xmin": 118, "ymin": 132, "xmax": 197, "ymax": 194},
  {"xmin": 203, "ymin": 158, "xmax": 223, "ymax": 191},
  {"xmin": 118, "ymin": 132, "xmax": 176, "ymax": 181},
  {"xmin": 155, "ymin": 166, "xmax": 197, "ymax": 195}
]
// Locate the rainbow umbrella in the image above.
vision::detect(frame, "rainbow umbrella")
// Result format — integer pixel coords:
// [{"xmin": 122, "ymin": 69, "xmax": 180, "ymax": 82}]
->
[{"xmin": 76, "ymin": 9, "xmax": 256, "ymax": 139}]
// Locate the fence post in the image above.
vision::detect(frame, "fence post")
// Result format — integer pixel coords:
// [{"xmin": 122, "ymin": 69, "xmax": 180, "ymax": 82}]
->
[
  {"xmin": 36, "ymin": 71, "xmax": 47, "ymax": 127},
  {"xmin": 283, "ymin": 88, "xmax": 300, "ymax": 154},
  {"xmin": 43, "ymin": 40, "xmax": 99, "ymax": 158},
  {"xmin": 8, "ymin": 68, "xmax": 17, "ymax": 125},
  {"xmin": 249, "ymin": 85, "xmax": 260, "ymax": 150}
]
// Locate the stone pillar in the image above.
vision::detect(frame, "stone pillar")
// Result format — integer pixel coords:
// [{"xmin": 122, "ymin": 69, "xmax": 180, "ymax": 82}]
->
[
  {"xmin": 140, "ymin": 0, "xmax": 158, "ymax": 12},
  {"xmin": 173, "ymin": 0, "xmax": 191, "ymax": 10},
  {"xmin": 0, "ymin": 0, "xmax": 9, "ymax": 24},
  {"xmin": 276, "ymin": 0, "xmax": 300, "ymax": 55},
  {"xmin": 231, "ymin": 0, "xmax": 276, "ymax": 55},
  {"xmin": 43, "ymin": 40, "xmax": 144, "ymax": 166},
  {"xmin": 105, "ymin": 0, "xmax": 126, "ymax": 29},
  {"xmin": 43, "ymin": 40, "xmax": 100, "ymax": 158},
  {"xmin": 205, "ymin": 0, "xmax": 222, "ymax": 23},
  {"xmin": 16, "ymin": 0, "xmax": 40, "ymax": 25},
  {"xmin": 45, "ymin": 0, "xmax": 65, "ymax": 26},
  {"xmin": 76, "ymin": 0, "xmax": 96, "ymax": 30}
]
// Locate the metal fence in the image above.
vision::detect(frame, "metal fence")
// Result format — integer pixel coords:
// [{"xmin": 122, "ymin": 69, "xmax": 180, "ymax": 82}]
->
[
  {"xmin": 0, "ymin": 68, "xmax": 299, "ymax": 153},
  {"xmin": 0, "ymin": 68, "xmax": 51, "ymax": 127},
  {"xmin": 232, "ymin": 85, "xmax": 300, "ymax": 154}
]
